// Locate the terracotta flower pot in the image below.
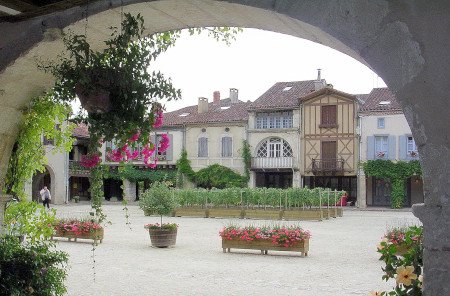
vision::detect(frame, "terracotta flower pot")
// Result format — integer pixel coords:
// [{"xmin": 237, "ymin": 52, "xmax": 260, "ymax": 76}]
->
[
  {"xmin": 148, "ymin": 228, "xmax": 177, "ymax": 248},
  {"xmin": 75, "ymin": 83, "xmax": 112, "ymax": 114}
]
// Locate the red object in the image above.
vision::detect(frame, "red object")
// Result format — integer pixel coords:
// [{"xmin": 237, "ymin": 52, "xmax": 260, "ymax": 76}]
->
[{"xmin": 335, "ymin": 194, "xmax": 348, "ymax": 206}]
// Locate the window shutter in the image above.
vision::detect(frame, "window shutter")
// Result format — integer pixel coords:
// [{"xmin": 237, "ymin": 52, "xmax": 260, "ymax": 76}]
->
[
  {"xmin": 367, "ymin": 136, "xmax": 375, "ymax": 160},
  {"xmin": 166, "ymin": 134, "xmax": 173, "ymax": 161},
  {"xmin": 399, "ymin": 135, "xmax": 407, "ymax": 160},
  {"xmin": 198, "ymin": 137, "xmax": 208, "ymax": 157},
  {"xmin": 222, "ymin": 137, "xmax": 232, "ymax": 157},
  {"xmin": 388, "ymin": 135, "xmax": 396, "ymax": 160}
]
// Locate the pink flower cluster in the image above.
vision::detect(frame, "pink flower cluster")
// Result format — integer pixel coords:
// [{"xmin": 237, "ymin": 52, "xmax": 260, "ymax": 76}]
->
[
  {"xmin": 219, "ymin": 226, "xmax": 311, "ymax": 248},
  {"xmin": 80, "ymin": 154, "xmax": 101, "ymax": 168},
  {"xmin": 153, "ymin": 110, "xmax": 163, "ymax": 128},
  {"xmin": 54, "ymin": 219, "xmax": 102, "ymax": 236}
]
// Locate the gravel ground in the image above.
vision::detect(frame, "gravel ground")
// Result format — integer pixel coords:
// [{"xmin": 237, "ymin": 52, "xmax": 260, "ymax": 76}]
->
[{"xmin": 52, "ymin": 204, "xmax": 420, "ymax": 296}]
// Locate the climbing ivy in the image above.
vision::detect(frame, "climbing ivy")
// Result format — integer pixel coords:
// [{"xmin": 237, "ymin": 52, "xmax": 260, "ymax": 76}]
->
[
  {"xmin": 4, "ymin": 93, "xmax": 75, "ymax": 199},
  {"xmin": 363, "ymin": 160, "xmax": 422, "ymax": 208},
  {"xmin": 176, "ymin": 149, "xmax": 196, "ymax": 184}
]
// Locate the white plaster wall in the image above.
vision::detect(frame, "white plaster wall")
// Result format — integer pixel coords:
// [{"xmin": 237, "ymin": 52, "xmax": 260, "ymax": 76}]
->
[
  {"xmin": 43, "ymin": 145, "xmax": 68, "ymax": 205},
  {"xmin": 360, "ymin": 114, "xmax": 412, "ymax": 161},
  {"xmin": 186, "ymin": 124, "xmax": 246, "ymax": 174}
]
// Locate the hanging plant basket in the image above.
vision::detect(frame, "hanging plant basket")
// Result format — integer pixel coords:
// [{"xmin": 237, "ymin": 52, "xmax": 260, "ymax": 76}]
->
[{"xmin": 74, "ymin": 83, "xmax": 111, "ymax": 114}]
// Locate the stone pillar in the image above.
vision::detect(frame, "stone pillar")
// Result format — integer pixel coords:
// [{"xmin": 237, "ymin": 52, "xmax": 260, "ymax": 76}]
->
[
  {"xmin": 357, "ymin": 171, "xmax": 367, "ymax": 208},
  {"xmin": 292, "ymin": 171, "xmax": 301, "ymax": 188},
  {"xmin": 123, "ymin": 179, "xmax": 136, "ymax": 202},
  {"xmin": 0, "ymin": 194, "xmax": 12, "ymax": 235}
]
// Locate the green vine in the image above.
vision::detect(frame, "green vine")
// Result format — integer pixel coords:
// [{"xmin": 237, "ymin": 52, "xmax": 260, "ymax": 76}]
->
[
  {"xmin": 363, "ymin": 160, "xmax": 422, "ymax": 208},
  {"xmin": 176, "ymin": 149, "xmax": 196, "ymax": 183},
  {"xmin": 103, "ymin": 164, "xmax": 177, "ymax": 183},
  {"xmin": 4, "ymin": 93, "xmax": 74, "ymax": 199},
  {"xmin": 89, "ymin": 166, "xmax": 106, "ymax": 223},
  {"xmin": 241, "ymin": 140, "xmax": 251, "ymax": 183}
]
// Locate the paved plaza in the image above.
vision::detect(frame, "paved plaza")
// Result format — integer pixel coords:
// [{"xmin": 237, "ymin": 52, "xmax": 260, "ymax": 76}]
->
[{"xmin": 53, "ymin": 204, "xmax": 420, "ymax": 296}]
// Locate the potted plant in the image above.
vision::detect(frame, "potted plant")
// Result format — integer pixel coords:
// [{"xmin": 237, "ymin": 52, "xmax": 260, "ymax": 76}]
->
[
  {"xmin": 139, "ymin": 182, "xmax": 178, "ymax": 248},
  {"xmin": 72, "ymin": 195, "xmax": 80, "ymax": 203}
]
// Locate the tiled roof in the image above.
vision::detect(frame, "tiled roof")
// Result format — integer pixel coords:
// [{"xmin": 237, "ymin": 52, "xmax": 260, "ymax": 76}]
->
[
  {"xmin": 163, "ymin": 98, "xmax": 251, "ymax": 126},
  {"xmin": 248, "ymin": 80, "xmax": 319, "ymax": 110},
  {"xmin": 360, "ymin": 88, "xmax": 403, "ymax": 114},
  {"xmin": 299, "ymin": 87, "xmax": 356, "ymax": 102},
  {"xmin": 72, "ymin": 123, "xmax": 89, "ymax": 138}
]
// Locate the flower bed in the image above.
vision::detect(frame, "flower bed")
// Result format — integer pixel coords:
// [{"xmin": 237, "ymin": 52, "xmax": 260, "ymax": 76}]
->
[
  {"xmin": 52, "ymin": 219, "xmax": 104, "ymax": 243},
  {"xmin": 220, "ymin": 225, "xmax": 311, "ymax": 257}
]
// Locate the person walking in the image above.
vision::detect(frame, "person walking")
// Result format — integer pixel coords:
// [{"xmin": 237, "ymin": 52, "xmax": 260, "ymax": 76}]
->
[{"xmin": 40, "ymin": 186, "xmax": 51, "ymax": 209}]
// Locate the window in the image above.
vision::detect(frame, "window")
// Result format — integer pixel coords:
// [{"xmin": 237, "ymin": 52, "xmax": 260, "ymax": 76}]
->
[
  {"xmin": 256, "ymin": 138, "xmax": 293, "ymax": 158},
  {"xmin": 156, "ymin": 135, "xmax": 167, "ymax": 160},
  {"xmin": 198, "ymin": 137, "xmax": 208, "ymax": 157},
  {"xmin": 221, "ymin": 136, "xmax": 232, "ymax": 157},
  {"xmin": 255, "ymin": 111, "xmax": 293, "ymax": 129},
  {"xmin": 407, "ymin": 136, "xmax": 418, "ymax": 156},
  {"xmin": 320, "ymin": 105, "xmax": 337, "ymax": 127},
  {"xmin": 375, "ymin": 136, "xmax": 388, "ymax": 158},
  {"xmin": 43, "ymin": 136, "xmax": 54, "ymax": 146},
  {"xmin": 377, "ymin": 117, "xmax": 385, "ymax": 129}
]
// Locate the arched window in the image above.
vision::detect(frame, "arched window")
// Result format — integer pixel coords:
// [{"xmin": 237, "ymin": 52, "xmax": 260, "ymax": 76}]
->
[
  {"xmin": 256, "ymin": 137, "xmax": 293, "ymax": 158},
  {"xmin": 198, "ymin": 137, "xmax": 208, "ymax": 157},
  {"xmin": 221, "ymin": 136, "xmax": 233, "ymax": 157}
]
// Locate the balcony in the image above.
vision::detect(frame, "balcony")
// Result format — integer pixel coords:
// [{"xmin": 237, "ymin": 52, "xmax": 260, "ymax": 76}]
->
[
  {"xmin": 251, "ymin": 157, "xmax": 293, "ymax": 169},
  {"xmin": 69, "ymin": 160, "xmax": 90, "ymax": 177},
  {"xmin": 311, "ymin": 158, "xmax": 344, "ymax": 175}
]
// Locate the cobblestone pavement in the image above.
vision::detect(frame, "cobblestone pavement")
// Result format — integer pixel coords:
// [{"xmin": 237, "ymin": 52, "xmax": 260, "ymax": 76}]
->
[{"xmin": 52, "ymin": 204, "xmax": 420, "ymax": 296}]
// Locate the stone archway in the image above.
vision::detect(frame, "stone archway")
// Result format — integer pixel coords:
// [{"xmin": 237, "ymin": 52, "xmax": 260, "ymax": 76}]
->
[
  {"xmin": 31, "ymin": 165, "xmax": 55, "ymax": 204},
  {"xmin": 0, "ymin": 1, "xmax": 449, "ymax": 293}
]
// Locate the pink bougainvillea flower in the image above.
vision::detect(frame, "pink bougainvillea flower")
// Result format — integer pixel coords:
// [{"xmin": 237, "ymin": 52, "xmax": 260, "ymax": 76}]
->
[
  {"xmin": 80, "ymin": 154, "xmax": 101, "ymax": 168},
  {"xmin": 128, "ymin": 131, "xmax": 141, "ymax": 142},
  {"xmin": 158, "ymin": 133, "xmax": 170, "ymax": 153},
  {"xmin": 144, "ymin": 157, "xmax": 157, "ymax": 168},
  {"xmin": 153, "ymin": 110, "xmax": 164, "ymax": 128},
  {"xmin": 126, "ymin": 149, "xmax": 139, "ymax": 160},
  {"xmin": 107, "ymin": 149, "xmax": 124, "ymax": 162}
]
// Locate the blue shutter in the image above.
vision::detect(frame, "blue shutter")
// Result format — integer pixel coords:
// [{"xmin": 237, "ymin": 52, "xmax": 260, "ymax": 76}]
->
[
  {"xmin": 367, "ymin": 136, "xmax": 375, "ymax": 160},
  {"xmin": 388, "ymin": 135, "xmax": 396, "ymax": 160},
  {"xmin": 399, "ymin": 135, "xmax": 407, "ymax": 160},
  {"xmin": 166, "ymin": 134, "xmax": 173, "ymax": 161}
]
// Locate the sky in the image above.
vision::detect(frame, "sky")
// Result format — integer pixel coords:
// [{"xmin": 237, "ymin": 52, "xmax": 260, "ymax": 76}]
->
[
  {"xmin": 71, "ymin": 28, "xmax": 386, "ymax": 113},
  {"xmin": 151, "ymin": 28, "xmax": 386, "ymax": 112}
]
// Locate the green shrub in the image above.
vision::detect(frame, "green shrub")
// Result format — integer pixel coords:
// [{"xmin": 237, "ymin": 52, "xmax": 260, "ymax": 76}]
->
[
  {"xmin": 195, "ymin": 164, "xmax": 245, "ymax": 189},
  {"xmin": 0, "ymin": 236, "xmax": 68, "ymax": 295},
  {"xmin": 139, "ymin": 182, "xmax": 176, "ymax": 217}
]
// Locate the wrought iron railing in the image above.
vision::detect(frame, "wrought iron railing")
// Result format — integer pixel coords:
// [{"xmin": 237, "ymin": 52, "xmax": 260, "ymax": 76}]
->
[
  {"xmin": 69, "ymin": 160, "xmax": 90, "ymax": 175},
  {"xmin": 311, "ymin": 158, "xmax": 344, "ymax": 174}
]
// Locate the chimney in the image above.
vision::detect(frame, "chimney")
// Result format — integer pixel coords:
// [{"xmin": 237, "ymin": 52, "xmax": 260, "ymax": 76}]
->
[
  {"xmin": 314, "ymin": 68, "xmax": 326, "ymax": 91},
  {"xmin": 229, "ymin": 88, "xmax": 239, "ymax": 103},
  {"xmin": 213, "ymin": 91, "xmax": 220, "ymax": 103},
  {"xmin": 198, "ymin": 97, "xmax": 208, "ymax": 113}
]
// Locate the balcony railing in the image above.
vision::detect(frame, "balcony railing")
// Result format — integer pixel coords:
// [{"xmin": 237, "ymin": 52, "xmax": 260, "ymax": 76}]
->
[
  {"xmin": 251, "ymin": 157, "xmax": 293, "ymax": 169},
  {"xmin": 69, "ymin": 160, "xmax": 90, "ymax": 176},
  {"xmin": 311, "ymin": 158, "xmax": 344, "ymax": 174}
]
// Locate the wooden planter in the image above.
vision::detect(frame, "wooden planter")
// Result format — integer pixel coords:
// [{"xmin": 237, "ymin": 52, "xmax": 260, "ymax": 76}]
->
[
  {"xmin": 283, "ymin": 209, "xmax": 324, "ymax": 221},
  {"xmin": 148, "ymin": 228, "xmax": 177, "ymax": 248},
  {"xmin": 172, "ymin": 208, "xmax": 208, "ymax": 218},
  {"xmin": 222, "ymin": 238, "xmax": 309, "ymax": 257},
  {"xmin": 244, "ymin": 209, "xmax": 283, "ymax": 220},
  {"xmin": 52, "ymin": 228, "xmax": 104, "ymax": 243},
  {"xmin": 209, "ymin": 208, "xmax": 244, "ymax": 219}
]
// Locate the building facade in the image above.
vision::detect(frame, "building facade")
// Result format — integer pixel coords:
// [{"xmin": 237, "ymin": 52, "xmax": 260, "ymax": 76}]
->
[{"xmin": 358, "ymin": 88, "xmax": 423, "ymax": 207}]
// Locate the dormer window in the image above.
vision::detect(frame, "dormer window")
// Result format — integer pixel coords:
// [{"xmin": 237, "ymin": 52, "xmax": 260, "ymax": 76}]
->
[{"xmin": 283, "ymin": 86, "xmax": 292, "ymax": 91}]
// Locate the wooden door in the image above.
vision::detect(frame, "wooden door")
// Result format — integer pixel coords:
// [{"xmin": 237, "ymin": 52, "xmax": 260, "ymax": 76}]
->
[{"xmin": 321, "ymin": 141, "xmax": 337, "ymax": 170}]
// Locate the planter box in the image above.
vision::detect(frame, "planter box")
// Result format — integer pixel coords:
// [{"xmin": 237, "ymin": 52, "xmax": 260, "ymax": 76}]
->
[
  {"xmin": 209, "ymin": 208, "xmax": 244, "ymax": 219},
  {"xmin": 222, "ymin": 238, "xmax": 309, "ymax": 257},
  {"xmin": 172, "ymin": 208, "xmax": 208, "ymax": 218},
  {"xmin": 52, "ymin": 228, "xmax": 104, "ymax": 243},
  {"xmin": 283, "ymin": 209, "xmax": 324, "ymax": 221},
  {"xmin": 244, "ymin": 209, "xmax": 283, "ymax": 220}
]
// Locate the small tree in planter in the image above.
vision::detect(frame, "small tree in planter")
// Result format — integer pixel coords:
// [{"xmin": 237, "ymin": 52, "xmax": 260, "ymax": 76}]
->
[{"xmin": 139, "ymin": 182, "xmax": 178, "ymax": 247}]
